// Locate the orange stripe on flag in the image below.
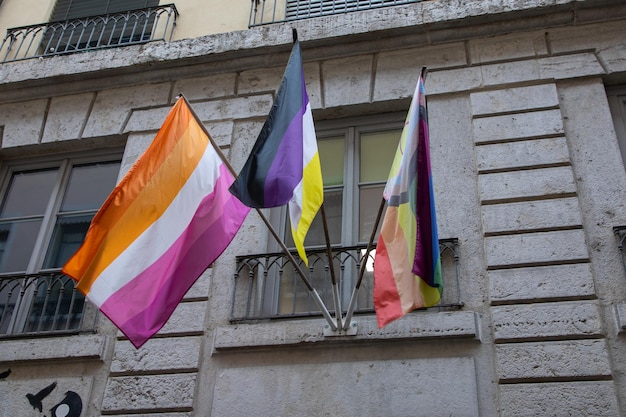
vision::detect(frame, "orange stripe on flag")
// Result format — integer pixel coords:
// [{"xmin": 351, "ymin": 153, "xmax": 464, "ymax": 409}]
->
[{"xmin": 64, "ymin": 101, "xmax": 206, "ymax": 293}]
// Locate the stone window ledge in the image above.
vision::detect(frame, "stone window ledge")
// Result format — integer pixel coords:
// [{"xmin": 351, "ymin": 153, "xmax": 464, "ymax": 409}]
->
[
  {"xmin": 0, "ymin": 334, "xmax": 108, "ymax": 364},
  {"xmin": 213, "ymin": 310, "xmax": 479, "ymax": 352}
]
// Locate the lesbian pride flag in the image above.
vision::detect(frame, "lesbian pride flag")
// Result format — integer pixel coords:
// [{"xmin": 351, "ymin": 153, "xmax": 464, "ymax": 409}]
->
[
  {"xmin": 229, "ymin": 37, "xmax": 323, "ymax": 265},
  {"xmin": 373, "ymin": 72, "xmax": 442, "ymax": 328},
  {"xmin": 63, "ymin": 98, "xmax": 250, "ymax": 348}
]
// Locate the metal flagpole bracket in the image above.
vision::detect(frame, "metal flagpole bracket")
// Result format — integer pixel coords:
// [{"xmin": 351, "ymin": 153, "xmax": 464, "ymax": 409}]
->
[{"xmin": 323, "ymin": 321, "xmax": 358, "ymax": 337}]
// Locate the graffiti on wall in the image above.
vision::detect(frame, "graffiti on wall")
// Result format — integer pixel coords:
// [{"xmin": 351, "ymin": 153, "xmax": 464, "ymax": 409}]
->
[{"xmin": 0, "ymin": 369, "xmax": 83, "ymax": 417}]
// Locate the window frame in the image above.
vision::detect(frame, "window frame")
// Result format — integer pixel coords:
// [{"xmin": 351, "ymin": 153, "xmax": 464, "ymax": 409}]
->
[
  {"xmin": 264, "ymin": 112, "xmax": 406, "ymax": 313},
  {"xmin": 0, "ymin": 149, "xmax": 123, "ymax": 336},
  {"xmin": 607, "ymin": 86, "xmax": 626, "ymax": 170}
]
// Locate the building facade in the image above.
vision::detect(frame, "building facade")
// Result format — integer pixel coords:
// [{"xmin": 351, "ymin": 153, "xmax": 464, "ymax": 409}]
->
[{"xmin": 1, "ymin": 0, "xmax": 626, "ymax": 415}]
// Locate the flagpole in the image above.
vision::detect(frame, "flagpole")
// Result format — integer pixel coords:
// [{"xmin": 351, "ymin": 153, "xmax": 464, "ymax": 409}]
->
[
  {"xmin": 320, "ymin": 203, "xmax": 343, "ymax": 330},
  {"xmin": 179, "ymin": 94, "xmax": 338, "ymax": 331},
  {"xmin": 342, "ymin": 196, "xmax": 386, "ymax": 330}
]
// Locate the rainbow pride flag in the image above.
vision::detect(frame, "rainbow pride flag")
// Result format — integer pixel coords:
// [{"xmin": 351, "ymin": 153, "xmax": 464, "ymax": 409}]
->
[
  {"xmin": 63, "ymin": 98, "xmax": 250, "ymax": 348},
  {"xmin": 229, "ymin": 38, "xmax": 323, "ymax": 265},
  {"xmin": 373, "ymin": 72, "xmax": 442, "ymax": 328}
]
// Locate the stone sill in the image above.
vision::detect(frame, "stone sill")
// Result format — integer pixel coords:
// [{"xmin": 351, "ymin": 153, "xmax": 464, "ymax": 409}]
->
[
  {"xmin": 213, "ymin": 310, "xmax": 479, "ymax": 352},
  {"xmin": 0, "ymin": 334, "xmax": 108, "ymax": 364}
]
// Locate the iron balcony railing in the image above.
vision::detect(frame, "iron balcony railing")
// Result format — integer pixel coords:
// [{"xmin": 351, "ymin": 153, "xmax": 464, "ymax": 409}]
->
[
  {"xmin": 0, "ymin": 270, "xmax": 95, "ymax": 337},
  {"xmin": 231, "ymin": 239, "xmax": 460, "ymax": 322},
  {"xmin": 250, "ymin": 0, "xmax": 422, "ymax": 27},
  {"xmin": 0, "ymin": 4, "xmax": 178, "ymax": 63}
]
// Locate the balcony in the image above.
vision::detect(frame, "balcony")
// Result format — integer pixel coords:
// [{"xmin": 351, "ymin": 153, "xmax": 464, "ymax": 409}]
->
[
  {"xmin": 249, "ymin": 0, "xmax": 422, "ymax": 27},
  {"xmin": 0, "ymin": 271, "xmax": 94, "ymax": 337},
  {"xmin": 0, "ymin": 4, "xmax": 178, "ymax": 63},
  {"xmin": 231, "ymin": 239, "xmax": 460, "ymax": 322}
]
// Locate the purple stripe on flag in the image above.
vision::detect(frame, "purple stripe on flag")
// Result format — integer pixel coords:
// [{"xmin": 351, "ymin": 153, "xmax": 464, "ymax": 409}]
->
[
  {"xmin": 262, "ymin": 103, "xmax": 306, "ymax": 207},
  {"xmin": 100, "ymin": 165, "xmax": 249, "ymax": 348}
]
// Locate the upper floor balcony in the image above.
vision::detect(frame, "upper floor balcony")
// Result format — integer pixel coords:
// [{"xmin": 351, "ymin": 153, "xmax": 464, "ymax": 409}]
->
[{"xmin": 0, "ymin": 3, "xmax": 178, "ymax": 63}]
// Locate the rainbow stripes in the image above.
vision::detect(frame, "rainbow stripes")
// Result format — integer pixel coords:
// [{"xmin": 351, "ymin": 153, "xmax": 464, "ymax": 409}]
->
[
  {"xmin": 229, "ymin": 39, "xmax": 323, "ymax": 265},
  {"xmin": 63, "ymin": 98, "xmax": 249, "ymax": 348},
  {"xmin": 373, "ymin": 73, "xmax": 442, "ymax": 328}
]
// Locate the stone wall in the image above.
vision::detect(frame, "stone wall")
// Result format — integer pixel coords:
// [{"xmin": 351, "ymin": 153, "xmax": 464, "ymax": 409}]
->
[{"xmin": 0, "ymin": 1, "xmax": 626, "ymax": 416}]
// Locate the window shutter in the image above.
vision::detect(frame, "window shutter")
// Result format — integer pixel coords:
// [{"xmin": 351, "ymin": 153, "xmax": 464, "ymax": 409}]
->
[{"xmin": 49, "ymin": 0, "xmax": 159, "ymax": 22}]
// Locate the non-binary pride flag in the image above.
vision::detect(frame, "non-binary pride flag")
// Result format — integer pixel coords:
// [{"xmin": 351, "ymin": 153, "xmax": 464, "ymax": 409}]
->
[
  {"xmin": 229, "ymin": 37, "xmax": 323, "ymax": 266},
  {"xmin": 373, "ymin": 72, "xmax": 442, "ymax": 328},
  {"xmin": 63, "ymin": 98, "xmax": 250, "ymax": 348}
]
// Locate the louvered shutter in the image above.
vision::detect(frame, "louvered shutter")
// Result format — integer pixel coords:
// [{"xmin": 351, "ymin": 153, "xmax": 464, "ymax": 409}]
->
[{"xmin": 49, "ymin": 0, "xmax": 159, "ymax": 22}]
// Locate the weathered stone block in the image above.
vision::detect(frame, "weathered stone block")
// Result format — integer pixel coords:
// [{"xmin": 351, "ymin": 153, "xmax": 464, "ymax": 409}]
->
[
  {"xmin": 374, "ymin": 43, "xmax": 467, "ymax": 102},
  {"xmin": 111, "ymin": 337, "xmax": 202, "ymax": 374},
  {"xmin": 0, "ymin": 335, "xmax": 108, "ymax": 364},
  {"xmin": 489, "ymin": 263, "xmax": 595, "ymax": 303},
  {"xmin": 238, "ymin": 66, "xmax": 284, "ymax": 95},
  {"xmin": 499, "ymin": 381, "xmax": 620, "ymax": 417},
  {"xmin": 428, "ymin": 66, "xmax": 483, "ymax": 95},
  {"xmin": 484, "ymin": 229, "xmax": 589, "ymax": 268},
  {"xmin": 473, "ymin": 109, "xmax": 564, "ymax": 143},
  {"xmin": 214, "ymin": 311, "xmax": 478, "ymax": 350},
  {"xmin": 468, "ymin": 32, "xmax": 548, "ymax": 65},
  {"xmin": 125, "ymin": 95, "xmax": 272, "ymax": 133},
  {"xmin": 323, "ymin": 55, "xmax": 373, "ymax": 107},
  {"xmin": 173, "ymin": 72, "xmax": 237, "ymax": 101},
  {"xmin": 116, "ymin": 301, "xmax": 206, "ymax": 340},
  {"xmin": 0, "ymin": 99, "xmax": 47, "ymax": 147},
  {"xmin": 470, "ymin": 84, "xmax": 558, "ymax": 117},
  {"xmin": 476, "ymin": 136, "xmax": 570, "ymax": 172},
  {"xmin": 102, "ymin": 374, "xmax": 196, "ymax": 412},
  {"xmin": 481, "ymin": 197, "xmax": 582, "ymax": 234},
  {"xmin": 211, "ymin": 357, "xmax": 479, "ymax": 416},
  {"xmin": 478, "ymin": 166, "xmax": 576, "ymax": 203},
  {"xmin": 492, "ymin": 301, "xmax": 602, "ymax": 341},
  {"xmin": 496, "ymin": 339, "xmax": 611, "ymax": 381},
  {"xmin": 83, "ymin": 84, "xmax": 170, "ymax": 138},
  {"xmin": 539, "ymin": 53, "xmax": 605, "ymax": 80},
  {"xmin": 42, "ymin": 93, "xmax": 94, "ymax": 142}
]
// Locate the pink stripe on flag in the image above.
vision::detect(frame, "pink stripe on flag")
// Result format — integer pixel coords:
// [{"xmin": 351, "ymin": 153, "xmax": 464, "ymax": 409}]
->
[{"xmin": 100, "ymin": 164, "xmax": 249, "ymax": 347}]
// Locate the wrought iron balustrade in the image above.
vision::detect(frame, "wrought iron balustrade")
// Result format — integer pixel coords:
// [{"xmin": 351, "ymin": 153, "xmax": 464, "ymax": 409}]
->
[
  {"xmin": 250, "ymin": 0, "xmax": 422, "ymax": 27},
  {"xmin": 0, "ymin": 4, "xmax": 178, "ymax": 63},
  {"xmin": 231, "ymin": 239, "xmax": 460, "ymax": 322},
  {"xmin": 0, "ymin": 270, "xmax": 94, "ymax": 337}
]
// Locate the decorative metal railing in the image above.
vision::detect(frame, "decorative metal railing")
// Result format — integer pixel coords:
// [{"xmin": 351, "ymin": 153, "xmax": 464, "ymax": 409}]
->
[
  {"xmin": 0, "ymin": 4, "xmax": 178, "ymax": 63},
  {"xmin": 231, "ymin": 239, "xmax": 460, "ymax": 322},
  {"xmin": 0, "ymin": 271, "xmax": 94, "ymax": 337},
  {"xmin": 249, "ymin": 0, "xmax": 422, "ymax": 27}
]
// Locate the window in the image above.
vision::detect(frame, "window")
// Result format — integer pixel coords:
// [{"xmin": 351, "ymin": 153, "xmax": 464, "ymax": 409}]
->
[
  {"xmin": 607, "ymin": 86, "xmax": 626, "ymax": 169},
  {"xmin": 285, "ymin": 0, "xmax": 420, "ymax": 20},
  {"xmin": 42, "ymin": 0, "xmax": 161, "ymax": 55},
  {"xmin": 0, "ymin": 153, "xmax": 121, "ymax": 336}
]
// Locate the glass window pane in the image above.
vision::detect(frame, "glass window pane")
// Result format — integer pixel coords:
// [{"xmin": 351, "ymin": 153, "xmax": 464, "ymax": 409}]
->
[
  {"xmin": 60, "ymin": 162, "xmax": 120, "ymax": 212},
  {"xmin": 285, "ymin": 189, "xmax": 343, "ymax": 247},
  {"xmin": 0, "ymin": 169, "xmax": 58, "ymax": 218},
  {"xmin": 360, "ymin": 130, "xmax": 401, "ymax": 183},
  {"xmin": 319, "ymin": 137, "xmax": 344, "ymax": 186},
  {"xmin": 43, "ymin": 215, "xmax": 92, "ymax": 269},
  {"xmin": 359, "ymin": 185, "xmax": 385, "ymax": 242},
  {"xmin": 0, "ymin": 220, "xmax": 44, "ymax": 273}
]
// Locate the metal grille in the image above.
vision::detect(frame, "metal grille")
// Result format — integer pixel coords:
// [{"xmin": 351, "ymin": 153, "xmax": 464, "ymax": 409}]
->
[
  {"xmin": 250, "ymin": 0, "xmax": 422, "ymax": 27},
  {"xmin": 231, "ymin": 239, "xmax": 460, "ymax": 322},
  {"xmin": 0, "ymin": 4, "xmax": 178, "ymax": 63},
  {"xmin": 0, "ymin": 271, "xmax": 93, "ymax": 337}
]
